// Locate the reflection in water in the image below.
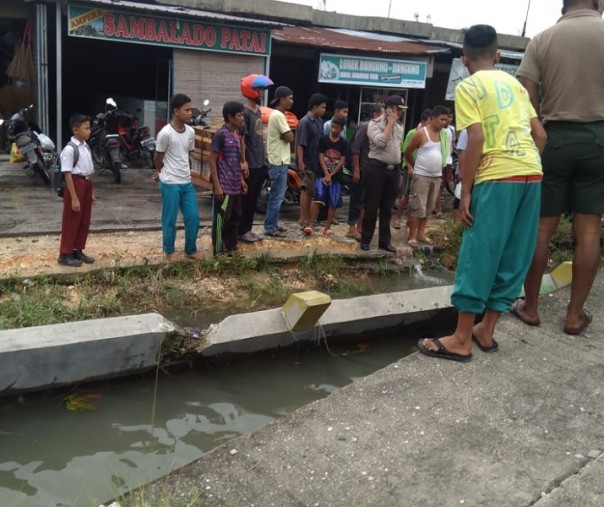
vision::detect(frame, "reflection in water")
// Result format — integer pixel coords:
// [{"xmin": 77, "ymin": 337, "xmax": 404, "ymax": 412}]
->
[{"xmin": 0, "ymin": 273, "xmax": 454, "ymax": 506}]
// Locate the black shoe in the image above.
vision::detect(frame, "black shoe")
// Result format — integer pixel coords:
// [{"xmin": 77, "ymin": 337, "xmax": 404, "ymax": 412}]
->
[
  {"xmin": 379, "ymin": 244, "xmax": 397, "ymax": 253},
  {"xmin": 73, "ymin": 250, "xmax": 95, "ymax": 264},
  {"xmin": 360, "ymin": 243, "xmax": 370, "ymax": 251},
  {"xmin": 58, "ymin": 254, "xmax": 82, "ymax": 267}
]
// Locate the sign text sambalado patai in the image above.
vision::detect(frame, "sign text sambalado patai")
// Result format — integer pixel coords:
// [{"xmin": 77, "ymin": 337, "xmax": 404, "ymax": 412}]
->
[{"xmin": 68, "ymin": 4, "xmax": 271, "ymax": 56}]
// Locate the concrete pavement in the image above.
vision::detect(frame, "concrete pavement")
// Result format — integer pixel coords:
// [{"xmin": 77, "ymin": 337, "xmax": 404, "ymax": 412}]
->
[
  {"xmin": 133, "ymin": 271, "xmax": 604, "ymax": 506},
  {"xmin": 0, "ymin": 155, "xmax": 204, "ymax": 236}
]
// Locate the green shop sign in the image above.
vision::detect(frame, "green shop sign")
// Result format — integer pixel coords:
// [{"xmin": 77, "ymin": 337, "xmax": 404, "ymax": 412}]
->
[
  {"xmin": 318, "ymin": 53, "xmax": 427, "ymax": 88},
  {"xmin": 67, "ymin": 4, "xmax": 271, "ymax": 56}
]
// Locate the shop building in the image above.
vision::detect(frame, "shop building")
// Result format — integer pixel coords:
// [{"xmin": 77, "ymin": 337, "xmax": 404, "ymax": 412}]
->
[
  {"xmin": 269, "ymin": 26, "xmax": 449, "ymax": 131},
  {"xmin": 1, "ymin": 0, "xmax": 277, "ymax": 149}
]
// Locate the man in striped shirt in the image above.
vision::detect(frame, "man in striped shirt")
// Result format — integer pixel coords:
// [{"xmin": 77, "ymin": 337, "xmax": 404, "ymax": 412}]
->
[{"xmin": 210, "ymin": 101, "xmax": 249, "ymax": 255}]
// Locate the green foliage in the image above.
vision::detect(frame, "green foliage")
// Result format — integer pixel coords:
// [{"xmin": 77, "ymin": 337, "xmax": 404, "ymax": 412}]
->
[
  {"xmin": 428, "ymin": 214, "xmax": 594, "ymax": 271},
  {"xmin": 430, "ymin": 218, "xmax": 465, "ymax": 270},
  {"xmin": 242, "ymin": 272, "xmax": 288, "ymax": 308},
  {"xmin": 0, "ymin": 253, "xmax": 376, "ymax": 330},
  {"xmin": 549, "ymin": 215, "xmax": 574, "ymax": 266},
  {"xmin": 299, "ymin": 252, "xmax": 345, "ymax": 275}
]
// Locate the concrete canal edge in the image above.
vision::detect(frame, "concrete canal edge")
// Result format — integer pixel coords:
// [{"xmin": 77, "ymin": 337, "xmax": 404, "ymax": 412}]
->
[
  {"xmin": 126, "ymin": 271, "xmax": 604, "ymax": 507},
  {"xmin": 197, "ymin": 285, "xmax": 454, "ymax": 356},
  {"xmin": 0, "ymin": 286, "xmax": 454, "ymax": 397},
  {"xmin": 0, "ymin": 313, "xmax": 175, "ymax": 395}
]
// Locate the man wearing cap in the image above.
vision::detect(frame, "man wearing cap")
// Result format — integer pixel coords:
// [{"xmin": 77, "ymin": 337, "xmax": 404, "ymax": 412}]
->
[
  {"xmin": 264, "ymin": 86, "xmax": 295, "ymax": 238},
  {"xmin": 361, "ymin": 95, "xmax": 406, "ymax": 252},
  {"xmin": 512, "ymin": 0, "xmax": 604, "ymax": 335}
]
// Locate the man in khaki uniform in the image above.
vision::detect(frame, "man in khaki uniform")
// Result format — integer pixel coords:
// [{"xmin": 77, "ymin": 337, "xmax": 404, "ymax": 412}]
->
[{"xmin": 513, "ymin": 0, "xmax": 604, "ymax": 335}]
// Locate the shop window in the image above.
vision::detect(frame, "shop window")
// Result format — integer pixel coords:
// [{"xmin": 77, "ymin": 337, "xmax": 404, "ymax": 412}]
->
[{"xmin": 358, "ymin": 88, "xmax": 408, "ymax": 125}]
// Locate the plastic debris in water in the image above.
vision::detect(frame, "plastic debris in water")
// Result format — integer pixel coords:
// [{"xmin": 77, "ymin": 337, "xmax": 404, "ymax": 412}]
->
[{"xmin": 64, "ymin": 393, "xmax": 102, "ymax": 412}]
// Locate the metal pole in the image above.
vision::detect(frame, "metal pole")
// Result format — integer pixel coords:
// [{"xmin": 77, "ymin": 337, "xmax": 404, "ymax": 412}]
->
[
  {"xmin": 387, "ymin": 0, "xmax": 392, "ymax": 18},
  {"xmin": 55, "ymin": 0, "xmax": 62, "ymax": 150},
  {"xmin": 263, "ymin": 55, "xmax": 271, "ymax": 107},
  {"xmin": 521, "ymin": 0, "xmax": 532, "ymax": 37},
  {"xmin": 36, "ymin": 3, "xmax": 49, "ymax": 134}
]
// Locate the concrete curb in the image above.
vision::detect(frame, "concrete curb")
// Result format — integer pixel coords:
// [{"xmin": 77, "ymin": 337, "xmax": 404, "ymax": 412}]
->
[
  {"xmin": 198, "ymin": 285, "xmax": 454, "ymax": 356},
  {"xmin": 0, "ymin": 285, "xmax": 454, "ymax": 397},
  {"xmin": 0, "ymin": 313, "xmax": 175, "ymax": 396}
]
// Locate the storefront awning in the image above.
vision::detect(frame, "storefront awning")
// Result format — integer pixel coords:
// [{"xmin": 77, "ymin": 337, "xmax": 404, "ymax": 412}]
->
[{"xmin": 273, "ymin": 26, "xmax": 449, "ymax": 56}]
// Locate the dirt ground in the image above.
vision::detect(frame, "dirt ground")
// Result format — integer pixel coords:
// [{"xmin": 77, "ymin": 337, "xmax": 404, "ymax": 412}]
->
[{"xmin": 0, "ymin": 221, "xmax": 387, "ymax": 280}]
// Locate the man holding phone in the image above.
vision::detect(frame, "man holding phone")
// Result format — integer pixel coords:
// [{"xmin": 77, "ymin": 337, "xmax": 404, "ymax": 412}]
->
[{"xmin": 360, "ymin": 95, "xmax": 406, "ymax": 252}]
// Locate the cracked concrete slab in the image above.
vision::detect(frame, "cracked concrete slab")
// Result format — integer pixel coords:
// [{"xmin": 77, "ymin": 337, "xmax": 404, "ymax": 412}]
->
[{"xmin": 531, "ymin": 456, "xmax": 604, "ymax": 506}]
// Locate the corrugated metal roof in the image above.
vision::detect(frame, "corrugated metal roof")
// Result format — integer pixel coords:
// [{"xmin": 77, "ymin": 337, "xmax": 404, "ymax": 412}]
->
[
  {"xmin": 83, "ymin": 0, "xmax": 285, "ymax": 27},
  {"xmin": 273, "ymin": 26, "xmax": 449, "ymax": 56},
  {"xmin": 421, "ymin": 39, "xmax": 525, "ymax": 60}
]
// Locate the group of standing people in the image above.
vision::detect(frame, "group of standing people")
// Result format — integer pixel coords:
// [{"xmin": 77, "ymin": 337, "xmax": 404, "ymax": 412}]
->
[
  {"xmin": 56, "ymin": 0, "xmax": 603, "ymax": 351},
  {"xmin": 296, "ymin": 92, "xmax": 412, "ymax": 253}
]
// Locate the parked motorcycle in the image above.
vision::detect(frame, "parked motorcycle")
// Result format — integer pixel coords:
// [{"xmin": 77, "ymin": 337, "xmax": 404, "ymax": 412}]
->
[
  {"xmin": 190, "ymin": 99, "xmax": 211, "ymax": 128},
  {"xmin": 89, "ymin": 100, "xmax": 123, "ymax": 183},
  {"xmin": 255, "ymin": 164, "xmax": 301, "ymax": 214},
  {"xmin": 5, "ymin": 104, "xmax": 56, "ymax": 185},
  {"xmin": 104, "ymin": 98, "xmax": 155, "ymax": 169}
]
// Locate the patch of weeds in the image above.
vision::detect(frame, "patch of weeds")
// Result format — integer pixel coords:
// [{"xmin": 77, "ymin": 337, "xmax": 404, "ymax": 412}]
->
[
  {"xmin": 429, "ymin": 218, "xmax": 464, "ymax": 270},
  {"xmin": 116, "ymin": 478, "xmax": 202, "ymax": 507},
  {"xmin": 549, "ymin": 215, "xmax": 574, "ymax": 267},
  {"xmin": 376, "ymin": 258, "xmax": 390, "ymax": 278},
  {"xmin": 242, "ymin": 272, "xmax": 288, "ymax": 308},
  {"xmin": 245, "ymin": 252, "xmax": 275, "ymax": 272},
  {"xmin": 0, "ymin": 277, "xmax": 122, "ymax": 330},
  {"xmin": 299, "ymin": 252, "xmax": 346, "ymax": 276},
  {"xmin": 330, "ymin": 277, "xmax": 365, "ymax": 298}
]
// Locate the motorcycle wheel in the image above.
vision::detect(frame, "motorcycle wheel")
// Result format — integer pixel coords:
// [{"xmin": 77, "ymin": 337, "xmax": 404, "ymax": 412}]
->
[
  {"xmin": 112, "ymin": 161, "xmax": 122, "ymax": 184},
  {"xmin": 142, "ymin": 149, "xmax": 155, "ymax": 169},
  {"xmin": 34, "ymin": 152, "xmax": 51, "ymax": 185},
  {"xmin": 255, "ymin": 179, "xmax": 270, "ymax": 215}
]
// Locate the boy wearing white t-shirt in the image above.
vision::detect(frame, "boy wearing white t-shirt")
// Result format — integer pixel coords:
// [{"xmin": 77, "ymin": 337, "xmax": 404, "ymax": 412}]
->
[{"xmin": 154, "ymin": 93, "xmax": 200, "ymax": 261}]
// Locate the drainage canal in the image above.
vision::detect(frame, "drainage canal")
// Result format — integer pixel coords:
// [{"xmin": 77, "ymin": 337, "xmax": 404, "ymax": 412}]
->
[{"xmin": 0, "ymin": 272, "xmax": 455, "ymax": 507}]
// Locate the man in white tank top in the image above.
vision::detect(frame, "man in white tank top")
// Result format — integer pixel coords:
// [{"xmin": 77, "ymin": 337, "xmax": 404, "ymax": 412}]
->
[{"xmin": 403, "ymin": 106, "xmax": 449, "ymax": 248}]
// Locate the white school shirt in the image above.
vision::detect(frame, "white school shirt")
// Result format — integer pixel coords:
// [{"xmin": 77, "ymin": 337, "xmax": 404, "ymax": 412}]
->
[{"xmin": 60, "ymin": 137, "xmax": 94, "ymax": 176}]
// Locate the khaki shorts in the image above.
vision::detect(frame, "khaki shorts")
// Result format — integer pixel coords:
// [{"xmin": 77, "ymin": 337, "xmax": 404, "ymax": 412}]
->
[
  {"xmin": 541, "ymin": 121, "xmax": 604, "ymax": 216},
  {"xmin": 409, "ymin": 174, "xmax": 441, "ymax": 218},
  {"xmin": 300, "ymin": 170, "xmax": 315, "ymax": 193}
]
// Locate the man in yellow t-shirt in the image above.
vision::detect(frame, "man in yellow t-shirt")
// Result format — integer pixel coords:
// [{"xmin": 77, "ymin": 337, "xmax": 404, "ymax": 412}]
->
[
  {"xmin": 264, "ymin": 86, "xmax": 294, "ymax": 237},
  {"xmin": 418, "ymin": 24, "xmax": 547, "ymax": 363}
]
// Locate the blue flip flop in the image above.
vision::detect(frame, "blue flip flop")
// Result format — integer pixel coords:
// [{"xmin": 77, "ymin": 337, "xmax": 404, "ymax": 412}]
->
[{"xmin": 417, "ymin": 338, "xmax": 473, "ymax": 363}]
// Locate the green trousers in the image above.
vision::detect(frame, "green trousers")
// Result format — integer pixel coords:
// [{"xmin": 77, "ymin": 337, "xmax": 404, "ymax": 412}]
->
[{"xmin": 452, "ymin": 179, "xmax": 541, "ymax": 314}]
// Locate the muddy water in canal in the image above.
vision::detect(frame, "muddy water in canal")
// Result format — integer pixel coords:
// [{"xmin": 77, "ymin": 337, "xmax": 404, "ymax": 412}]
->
[{"xmin": 0, "ymin": 271, "xmax": 454, "ymax": 506}]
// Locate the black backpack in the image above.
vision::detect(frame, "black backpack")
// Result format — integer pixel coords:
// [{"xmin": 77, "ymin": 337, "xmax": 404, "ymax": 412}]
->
[{"xmin": 54, "ymin": 141, "xmax": 79, "ymax": 197}]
